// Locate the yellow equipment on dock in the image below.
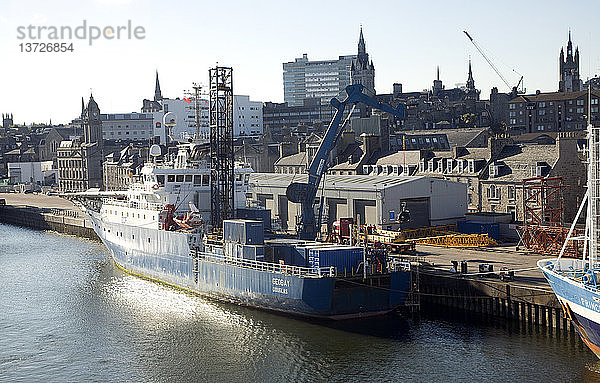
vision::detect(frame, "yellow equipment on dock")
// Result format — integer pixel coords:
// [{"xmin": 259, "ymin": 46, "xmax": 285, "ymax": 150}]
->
[{"xmin": 408, "ymin": 233, "xmax": 498, "ymax": 248}]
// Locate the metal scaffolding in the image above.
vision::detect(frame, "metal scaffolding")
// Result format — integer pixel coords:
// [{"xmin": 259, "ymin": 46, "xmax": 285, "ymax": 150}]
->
[
  {"xmin": 209, "ymin": 66, "xmax": 234, "ymax": 229},
  {"xmin": 522, "ymin": 176, "xmax": 564, "ymax": 226},
  {"xmin": 519, "ymin": 176, "xmax": 582, "ymax": 256}
]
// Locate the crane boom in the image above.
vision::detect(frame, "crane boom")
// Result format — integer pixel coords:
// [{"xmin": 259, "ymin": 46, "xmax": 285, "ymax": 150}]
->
[
  {"xmin": 286, "ymin": 84, "xmax": 404, "ymax": 240},
  {"xmin": 463, "ymin": 30, "xmax": 512, "ymax": 91}
]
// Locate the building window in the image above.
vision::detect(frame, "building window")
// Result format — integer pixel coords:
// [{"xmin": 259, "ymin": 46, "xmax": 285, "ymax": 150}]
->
[
  {"xmin": 577, "ymin": 108, "xmax": 584, "ymax": 114},
  {"xmin": 508, "ymin": 185, "xmax": 516, "ymax": 200},
  {"xmin": 538, "ymin": 110, "xmax": 546, "ymax": 116},
  {"xmin": 538, "ymin": 102, "xmax": 546, "ymax": 107},
  {"xmin": 489, "ymin": 164, "xmax": 498, "ymax": 177},
  {"xmin": 446, "ymin": 159, "xmax": 453, "ymax": 173},
  {"xmin": 487, "ymin": 185, "xmax": 500, "ymax": 200},
  {"xmin": 428, "ymin": 161, "xmax": 434, "ymax": 172},
  {"xmin": 577, "ymin": 99, "xmax": 584, "ymax": 106},
  {"xmin": 509, "ymin": 103, "xmax": 516, "ymax": 110},
  {"xmin": 467, "ymin": 160, "xmax": 475, "ymax": 173}
]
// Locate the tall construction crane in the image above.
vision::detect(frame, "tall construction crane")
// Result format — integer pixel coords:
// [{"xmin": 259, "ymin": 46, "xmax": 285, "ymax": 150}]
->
[
  {"xmin": 464, "ymin": 30, "xmax": 523, "ymax": 92},
  {"xmin": 286, "ymin": 84, "xmax": 405, "ymax": 240}
]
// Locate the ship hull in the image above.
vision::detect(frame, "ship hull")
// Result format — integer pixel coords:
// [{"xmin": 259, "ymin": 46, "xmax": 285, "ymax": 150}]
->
[
  {"xmin": 539, "ymin": 259, "xmax": 600, "ymax": 358},
  {"xmin": 87, "ymin": 211, "xmax": 410, "ymax": 319}
]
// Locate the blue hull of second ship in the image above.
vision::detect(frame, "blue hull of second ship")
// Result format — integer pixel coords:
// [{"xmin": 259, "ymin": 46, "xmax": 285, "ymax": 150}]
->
[
  {"xmin": 539, "ymin": 259, "xmax": 600, "ymax": 357},
  {"xmin": 108, "ymin": 240, "xmax": 410, "ymax": 320}
]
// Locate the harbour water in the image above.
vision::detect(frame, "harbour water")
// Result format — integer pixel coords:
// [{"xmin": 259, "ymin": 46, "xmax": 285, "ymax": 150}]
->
[{"xmin": 1, "ymin": 223, "xmax": 600, "ymax": 382}]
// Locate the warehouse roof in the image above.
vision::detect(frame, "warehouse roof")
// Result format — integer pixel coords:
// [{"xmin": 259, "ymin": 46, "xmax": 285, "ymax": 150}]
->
[{"xmin": 250, "ymin": 173, "xmax": 426, "ymax": 191}]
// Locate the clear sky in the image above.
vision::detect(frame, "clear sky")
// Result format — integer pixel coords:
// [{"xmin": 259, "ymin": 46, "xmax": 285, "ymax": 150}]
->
[{"xmin": 1, "ymin": 0, "xmax": 600, "ymax": 124}]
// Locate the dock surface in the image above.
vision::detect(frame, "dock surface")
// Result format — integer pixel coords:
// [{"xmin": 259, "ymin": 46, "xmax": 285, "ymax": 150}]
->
[
  {"xmin": 415, "ymin": 244, "xmax": 549, "ymax": 288},
  {"xmin": 0, "ymin": 192, "xmax": 81, "ymax": 212}
]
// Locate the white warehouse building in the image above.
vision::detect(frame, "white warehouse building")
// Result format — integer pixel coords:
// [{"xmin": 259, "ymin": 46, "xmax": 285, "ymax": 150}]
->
[
  {"xmin": 249, "ymin": 173, "xmax": 467, "ymax": 233},
  {"xmin": 8, "ymin": 161, "xmax": 56, "ymax": 185},
  {"xmin": 234, "ymin": 95, "xmax": 263, "ymax": 138}
]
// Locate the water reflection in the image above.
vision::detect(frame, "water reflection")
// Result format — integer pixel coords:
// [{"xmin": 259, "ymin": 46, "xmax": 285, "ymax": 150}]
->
[{"xmin": 1, "ymin": 223, "xmax": 599, "ymax": 382}]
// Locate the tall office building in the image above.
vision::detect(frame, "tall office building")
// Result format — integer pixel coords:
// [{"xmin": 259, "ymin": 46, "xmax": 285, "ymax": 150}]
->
[
  {"xmin": 283, "ymin": 28, "xmax": 375, "ymax": 107},
  {"xmin": 283, "ymin": 53, "xmax": 355, "ymax": 107}
]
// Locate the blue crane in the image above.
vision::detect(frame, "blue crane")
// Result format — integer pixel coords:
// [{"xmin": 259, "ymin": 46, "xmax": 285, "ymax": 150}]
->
[{"xmin": 286, "ymin": 84, "xmax": 405, "ymax": 240}]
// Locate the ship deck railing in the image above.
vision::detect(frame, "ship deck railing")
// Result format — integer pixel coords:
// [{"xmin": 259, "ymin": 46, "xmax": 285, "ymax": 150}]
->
[
  {"xmin": 102, "ymin": 198, "xmax": 163, "ymax": 211},
  {"xmin": 193, "ymin": 251, "xmax": 410, "ymax": 279},
  {"xmin": 194, "ymin": 251, "xmax": 335, "ymax": 278}
]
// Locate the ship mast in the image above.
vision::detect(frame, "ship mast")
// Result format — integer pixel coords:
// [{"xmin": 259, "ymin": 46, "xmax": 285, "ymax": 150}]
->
[{"xmin": 588, "ymin": 87, "xmax": 600, "ymax": 266}]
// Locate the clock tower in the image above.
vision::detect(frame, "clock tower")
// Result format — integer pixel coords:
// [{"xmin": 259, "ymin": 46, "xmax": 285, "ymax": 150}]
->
[{"xmin": 83, "ymin": 93, "xmax": 103, "ymax": 156}]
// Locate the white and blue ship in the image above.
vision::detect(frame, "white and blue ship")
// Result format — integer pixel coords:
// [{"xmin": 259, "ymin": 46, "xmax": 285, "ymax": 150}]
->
[
  {"xmin": 79, "ymin": 143, "xmax": 411, "ymax": 319},
  {"xmin": 538, "ymin": 120, "xmax": 600, "ymax": 357}
]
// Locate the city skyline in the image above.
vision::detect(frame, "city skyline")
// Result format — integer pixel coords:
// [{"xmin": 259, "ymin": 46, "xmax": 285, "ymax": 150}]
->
[{"xmin": 1, "ymin": 0, "xmax": 600, "ymax": 124}]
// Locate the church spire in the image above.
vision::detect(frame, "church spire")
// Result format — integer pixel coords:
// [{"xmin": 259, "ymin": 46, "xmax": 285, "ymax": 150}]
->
[
  {"xmin": 436, "ymin": 66, "xmax": 440, "ymax": 81},
  {"xmin": 358, "ymin": 26, "xmax": 366, "ymax": 55},
  {"xmin": 567, "ymin": 30, "xmax": 573, "ymax": 59},
  {"xmin": 154, "ymin": 70, "xmax": 162, "ymax": 102},
  {"xmin": 466, "ymin": 60, "xmax": 475, "ymax": 89}
]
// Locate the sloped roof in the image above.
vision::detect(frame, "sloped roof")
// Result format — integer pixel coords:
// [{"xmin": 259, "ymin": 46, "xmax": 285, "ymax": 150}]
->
[
  {"xmin": 274, "ymin": 152, "xmax": 308, "ymax": 167},
  {"xmin": 510, "ymin": 90, "xmax": 600, "ymax": 103},
  {"xmin": 431, "ymin": 147, "xmax": 491, "ymax": 161},
  {"xmin": 486, "ymin": 144, "xmax": 558, "ymax": 182},
  {"xmin": 400, "ymin": 127, "xmax": 488, "ymax": 148},
  {"xmin": 375, "ymin": 150, "xmax": 422, "ymax": 166}
]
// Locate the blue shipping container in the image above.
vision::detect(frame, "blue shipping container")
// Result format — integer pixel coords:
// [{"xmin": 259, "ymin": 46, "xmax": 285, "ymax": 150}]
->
[
  {"xmin": 236, "ymin": 208, "xmax": 272, "ymax": 230},
  {"xmin": 456, "ymin": 220, "xmax": 500, "ymax": 240},
  {"xmin": 223, "ymin": 219, "xmax": 264, "ymax": 245},
  {"xmin": 294, "ymin": 244, "xmax": 339, "ymax": 268},
  {"xmin": 307, "ymin": 246, "xmax": 364, "ymax": 273}
]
